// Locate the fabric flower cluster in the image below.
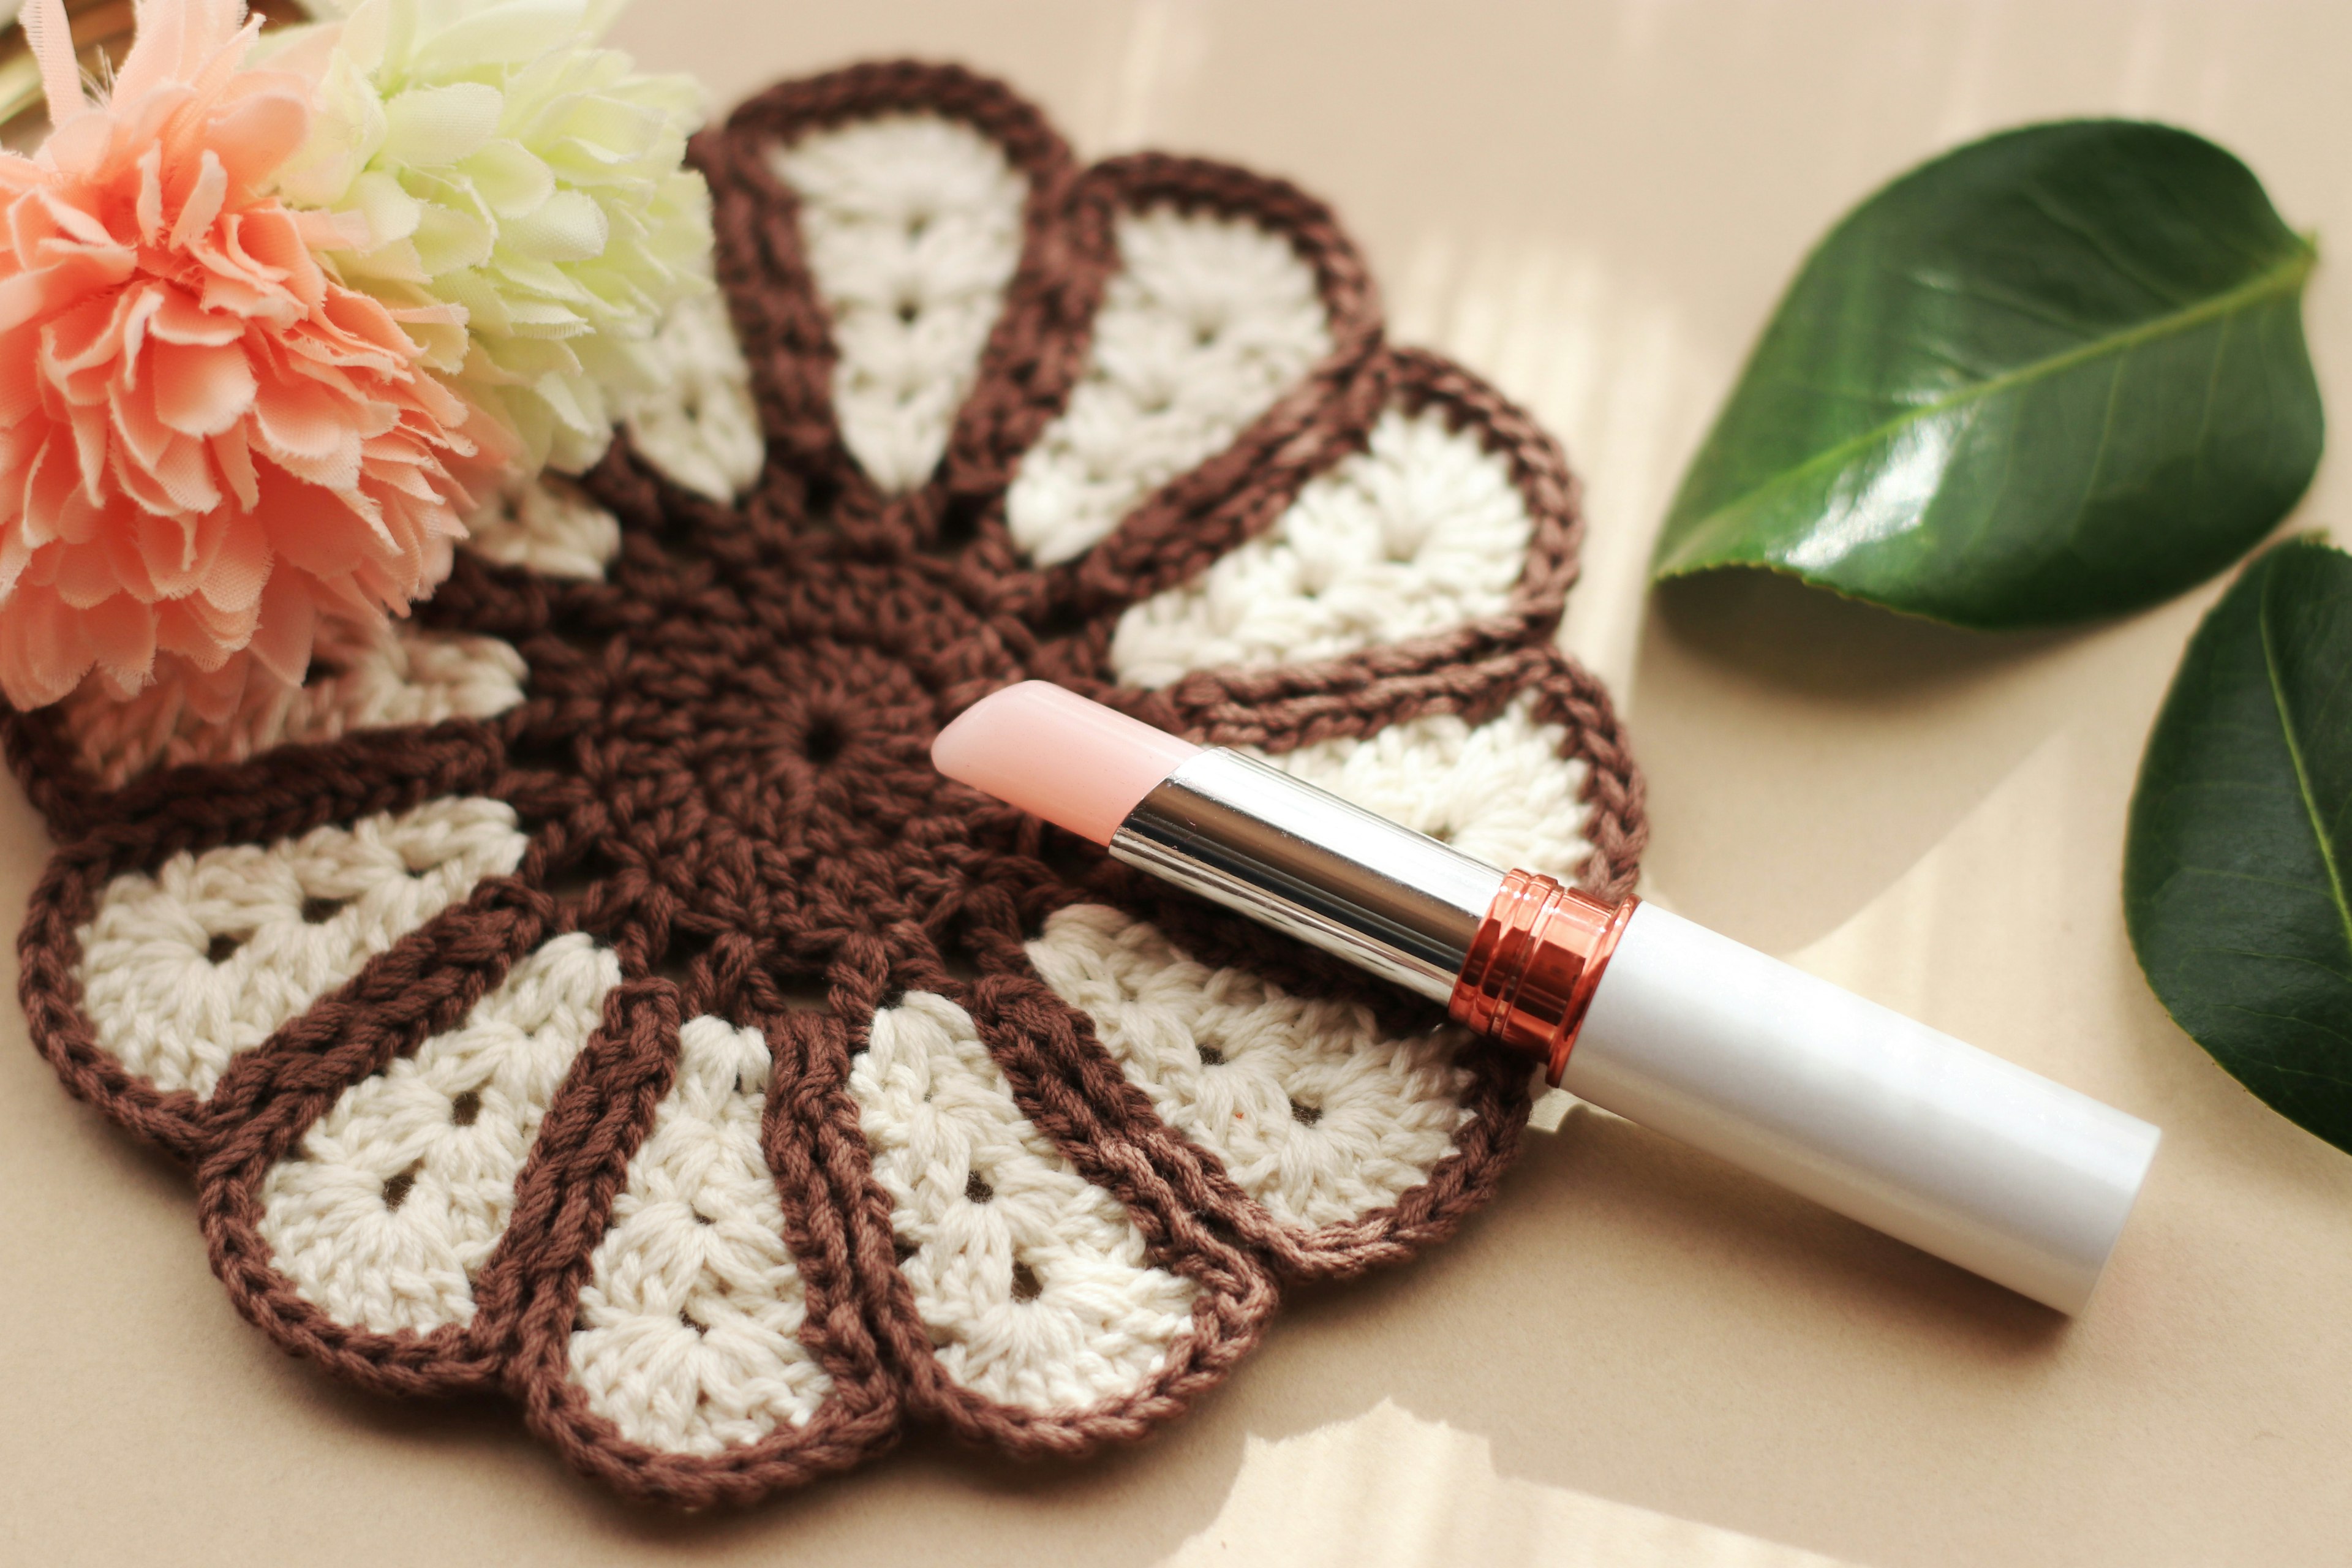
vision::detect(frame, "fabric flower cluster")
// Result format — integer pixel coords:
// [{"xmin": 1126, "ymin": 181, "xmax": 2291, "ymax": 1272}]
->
[
  {"xmin": 0, "ymin": 0, "xmax": 709, "ymax": 712},
  {"xmin": 266, "ymin": 0, "xmax": 713, "ymax": 472}
]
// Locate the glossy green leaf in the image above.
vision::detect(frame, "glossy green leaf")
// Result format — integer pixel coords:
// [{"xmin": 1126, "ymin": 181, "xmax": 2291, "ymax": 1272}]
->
[
  {"xmin": 1654, "ymin": 121, "xmax": 2323, "ymax": 628},
  {"xmin": 2125, "ymin": 537, "xmax": 2352, "ymax": 1153}
]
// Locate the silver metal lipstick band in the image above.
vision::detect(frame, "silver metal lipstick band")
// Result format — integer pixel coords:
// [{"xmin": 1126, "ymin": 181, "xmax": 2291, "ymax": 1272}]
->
[{"xmin": 1108, "ymin": 749, "xmax": 1508, "ymax": 1002}]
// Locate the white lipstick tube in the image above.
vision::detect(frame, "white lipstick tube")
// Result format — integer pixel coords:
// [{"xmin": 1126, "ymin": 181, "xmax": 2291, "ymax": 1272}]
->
[{"xmin": 935, "ymin": 683, "xmax": 2159, "ymax": 1314}]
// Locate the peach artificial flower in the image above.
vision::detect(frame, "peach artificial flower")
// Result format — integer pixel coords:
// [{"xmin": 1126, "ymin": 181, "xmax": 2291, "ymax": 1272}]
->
[{"xmin": 0, "ymin": 0, "xmax": 505, "ymax": 712}]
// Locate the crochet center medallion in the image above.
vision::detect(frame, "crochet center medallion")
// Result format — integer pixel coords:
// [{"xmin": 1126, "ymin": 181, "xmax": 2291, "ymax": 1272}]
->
[{"xmin": 7, "ymin": 62, "xmax": 1644, "ymax": 1504}]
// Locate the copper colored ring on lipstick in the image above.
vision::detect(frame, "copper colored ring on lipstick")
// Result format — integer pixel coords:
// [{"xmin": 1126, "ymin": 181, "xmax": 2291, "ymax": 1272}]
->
[{"xmin": 1449, "ymin": 870, "xmax": 1638, "ymax": 1086}]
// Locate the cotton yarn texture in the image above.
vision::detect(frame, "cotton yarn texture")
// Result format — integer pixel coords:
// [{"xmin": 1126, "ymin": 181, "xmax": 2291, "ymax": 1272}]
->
[{"xmin": 6, "ymin": 61, "xmax": 1646, "ymax": 1506}]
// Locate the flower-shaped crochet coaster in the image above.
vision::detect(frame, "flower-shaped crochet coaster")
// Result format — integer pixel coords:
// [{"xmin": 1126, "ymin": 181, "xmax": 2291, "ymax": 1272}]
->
[{"xmin": 7, "ymin": 61, "xmax": 1645, "ymax": 1506}]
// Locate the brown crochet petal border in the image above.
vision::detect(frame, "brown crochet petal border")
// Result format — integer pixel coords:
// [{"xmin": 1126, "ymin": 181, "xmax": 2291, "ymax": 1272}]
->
[
  {"xmin": 930, "ymin": 962, "xmax": 1281, "ymax": 1450},
  {"xmin": 984, "ymin": 866, "xmax": 1538, "ymax": 1283},
  {"xmin": 198, "ymin": 888, "xmax": 552, "ymax": 1395},
  {"xmin": 700, "ymin": 60, "xmax": 1079, "ymax": 535},
  {"xmin": 1118, "ymin": 349, "xmax": 1589, "ymax": 706},
  {"xmin": 511, "ymin": 984, "xmax": 907, "ymax": 1506},
  {"xmin": 1041, "ymin": 153, "xmax": 1389, "ymax": 614},
  {"xmin": 15, "ymin": 723, "xmax": 519, "ymax": 1161}
]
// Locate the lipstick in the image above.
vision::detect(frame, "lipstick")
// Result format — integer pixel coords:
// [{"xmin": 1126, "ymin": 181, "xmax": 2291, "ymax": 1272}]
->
[{"xmin": 934, "ymin": 682, "xmax": 2160, "ymax": 1314}]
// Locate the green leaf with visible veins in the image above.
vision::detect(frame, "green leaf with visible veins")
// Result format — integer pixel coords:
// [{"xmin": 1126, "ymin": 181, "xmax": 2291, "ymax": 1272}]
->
[
  {"xmin": 1654, "ymin": 121, "xmax": 2323, "ymax": 628},
  {"xmin": 2127, "ymin": 537, "xmax": 2352, "ymax": 1153}
]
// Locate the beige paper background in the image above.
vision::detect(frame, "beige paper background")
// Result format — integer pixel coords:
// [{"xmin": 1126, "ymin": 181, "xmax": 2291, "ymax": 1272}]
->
[{"xmin": 4, "ymin": 2, "xmax": 2350, "ymax": 1564}]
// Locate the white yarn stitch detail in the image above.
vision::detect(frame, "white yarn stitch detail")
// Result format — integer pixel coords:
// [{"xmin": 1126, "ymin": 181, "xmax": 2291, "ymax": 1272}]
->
[
  {"xmin": 61, "ymin": 622, "xmax": 527, "ymax": 789},
  {"xmin": 619, "ymin": 286, "xmax": 767, "ymax": 504},
  {"xmin": 1110, "ymin": 405, "xmax": 1533, "ymax": 687},
  {"xmin": 465, "ymin": 473, "xmax": 623, "ymax": 580},
  {"xmin": 75, "ymin": 797, "xmax": 531, "ymax": 1101},
  {"xmin": 570, "ymin": 1016, "xmax": 834, "ymax": 1457},
  {"xmin": 1006, "ymin": 206, "xmax": 1332, "ymax": 566},
  {"xmin": 254, "ymin": 933, "xmax": 622, "ymax": 1335},
  {"xmin": 1251, "ymin": 692, "xmax": 1593, "ymax": 883},
  {"xmin": 849, "ymin": 991, "xmax": 1197, "ymax": 1412},
  {"xmin": 1027, "ymin": 905, "xmax": 1473, "ymax": 1232},
  {"xmin": 768, "ymin": 114, "xmax": 1026, "ymax": 494}
]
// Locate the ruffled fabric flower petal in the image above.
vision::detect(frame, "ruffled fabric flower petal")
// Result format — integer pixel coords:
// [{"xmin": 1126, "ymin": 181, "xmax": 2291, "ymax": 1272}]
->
[
  {"xmin": 7, "ymin": 61, "xmax": 1643, "ymax": 1505},
  {"xmin": 266, "ymin": 0, "xmax": 717, "ymax": 474},
  {"xmin": 0, "ymin": 0, "xmax": 500, "ymax": 710}
]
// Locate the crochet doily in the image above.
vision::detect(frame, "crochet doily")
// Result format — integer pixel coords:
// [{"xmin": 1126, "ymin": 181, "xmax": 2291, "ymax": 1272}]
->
[{"xmin": 6, "ymin": 61, "xmax": 1645, "ymax": 1506}]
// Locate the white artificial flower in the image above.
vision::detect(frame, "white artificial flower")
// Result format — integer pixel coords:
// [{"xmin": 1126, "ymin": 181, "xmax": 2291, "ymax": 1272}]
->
[{"xmin": 270, "ymin": 0, "xmax": 716, "ymax": 472}]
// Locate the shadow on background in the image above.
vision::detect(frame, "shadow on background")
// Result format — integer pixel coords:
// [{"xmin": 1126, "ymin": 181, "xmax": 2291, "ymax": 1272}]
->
[
  {"xmin": 1265, "ymin": 1104, "xmax": 2071, "ymax": 1525},
  {"xmin": 1645, "ymin": 567, "xmax": 2075, "ymax": 699},
  {"xmin": 1626, "ymin": 566, "xmax": 2178, "ymax": 952}
]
